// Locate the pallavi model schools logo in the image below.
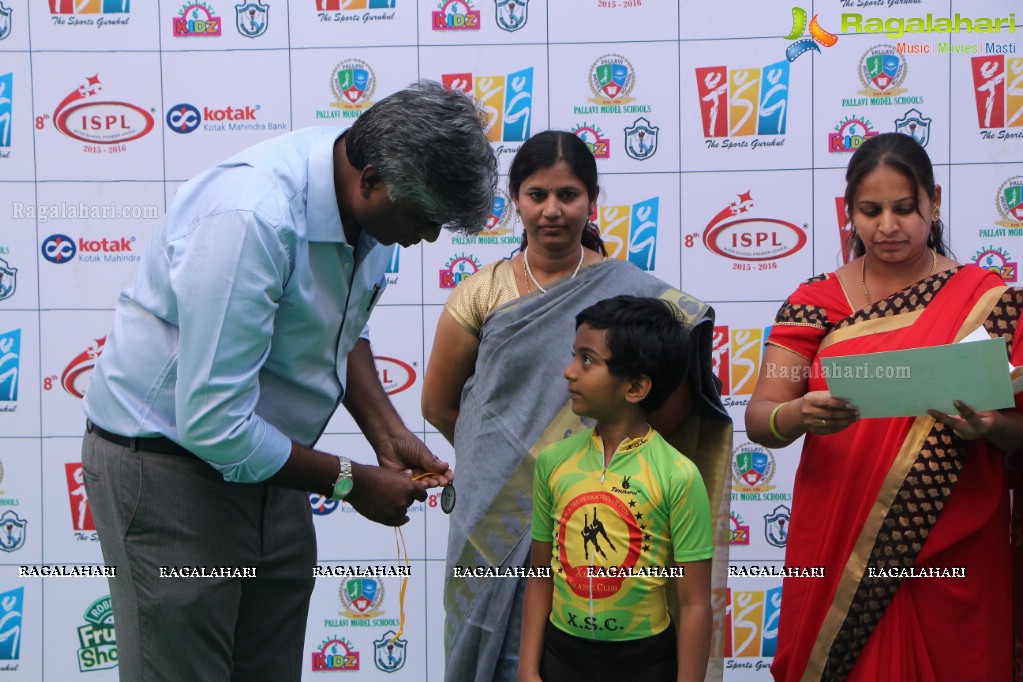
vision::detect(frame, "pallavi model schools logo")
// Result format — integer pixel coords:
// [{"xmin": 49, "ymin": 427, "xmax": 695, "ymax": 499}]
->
[
  {"xmin": 50, "ymin": 74, "xmax": 155, "ymax": 149},
  {"xmin": 494, "ymin": 0, "xmax": 526, "ymax": 32},
  {"xmin": 442, "ymin": 68, "xmax": 534, "ymax": 152},
  {"xmin": 694, "ymin": 60, "xmax": 791, "ymax": 148},
  {"xmin": 173, "ymin": 2, "xmax": 222, "ymax": 37},
  {"xmin": 731, "ymin": 443, "xmax": 778, "ymax": 494},
  {"xmin": 235, "ymin": 0, "xmax": 268, "ymax": 38},
  {"xmin": 0, "ymin": 72, "xmax": 10, "ymax": 156},
  {"xmin": 439, "ymin": 253, "xmax": 482, "ymax": 288},
  {"xmin": 572, "ymin": 123, "xmax": 610, "ymax": 159},
  {"xmin": 340, "ymin": 577, "xmax": 385, "ymax": 618},
  {"xmin": 828, "ymin": 115, "xmax": 878, "ymax": 153},
  {"xmin": 0, "ymin": 2, "xmax": 11, "ymax": 40},
  {"xmin": 726, "ymin": 586, "xmax": 781, "ymax": 660},
  {"xmin": 597, "ymin": 198, "xmax": 658, "ymax": 271},
  {"xmin": 987, "ymin": 176, "xmax": 1023, "ymax": 237},
  {"xmin": 317, "ymin": 59, "xmax": 376, "ymax": 120},
  {"xmin": 0, "ymin": 587, "xmax": 24, "ymax": 666},
  {"xmin": 971, "ymin": 245, "xmax": 1017, "ymax": 284},
  {"xmin": 576, "ymin": 54, "xmax": 653, "ymax": 120},
  {"xmin": 315, "ymin": 0, "xmax": 396, "ymax": 25},
  {"xmin": 843, "ymin": 45, "xmax": 923, "ymax": 107},
  {"xmin": 311, "ymin": 636, "xmax": 359, "ymax": 671},
  {"xmin": 432, "ymin": 0, "xmax": 479, "ymax": 31},
  {"xmin": 0, "ymin": 257, "xmax": 15, "ymax": 302},
  {"xmin": 970, "ymin": 55, "xmax": 1023, "ymax": 140},
  {"xmin": 0, "ymin": 328, "xmax": 20, "ymax": 406},
  {"xmin": 78, "ymin": 595, "xmax": 117, "ymax": 672},
  {"xmin": 711, "ymin": 324, "xmax": 771, "ymax": 408},
  {"xmin": 450, "ymin": 189, "xmax": 520, "ymax": 246},
  {"xmin": 697, "ymin": 191, "xmax": 807, "ymax": 262},
  {"xmin": 49, "ymin": 0, "xmax": 130, "ymax": 28},
  {"xmin": 0, "ymin": 458, "xmax": 23, "ymax": 507}
]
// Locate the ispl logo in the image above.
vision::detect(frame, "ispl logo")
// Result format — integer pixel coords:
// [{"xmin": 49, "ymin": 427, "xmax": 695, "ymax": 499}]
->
[
  {"xmin": 166, "ymin": 103, "xmax": 201, "ymax": 133},
  {"xmin": 78, "ymin": 595, "xmax": 117, "ymax": 672},
  {"xmin": 374, "ymin": 630, "xmax": 407, "ymax": 672},
  {"xmin": 0, "ymin": 328, "xmax": 21, "ymax": 402},
  {"xmin": 432, "ymin": 0, "xmax": 479, "ymax": 30},
  {"xmin": 439, "ymin": 253, "xmax": 482, "ymax": 288},
  {"xmin": 0, "ymin": 73, "xmax": 10, "ymax": 148},
  {"xmin": 51, "ymin": 74, "xmax": 155, "ymax": 145},
  {"xmin": 725, "ymin": 587, "xmax": 781, "ymax": 658},
  {"xmin": 41, "ymin": 234, "xmax": 76, "ymax": 263},
  {"xmin": 828, "ymin": 116, "xmax": 878, "ymax": 153},
  {"xmin": 66, "ymin": 462, "xmax": 96, "ymax": 532},
  {"xmin": 60, "ymin": 337, "xmax": 106, "ymax": 399},
  {"xmin": 50, "ymin": 0, "xmax": 130, "ymax": 14},
  {"xmin": 375, "ymin": 357, "xmax": 416, "ymax": 395},
  {"xmin": 695, "ymin": 60, "xmax": 791, "ymax": 138},
  {"xmin": 0, "ymin": 587, "xmax": 23, "ymax": 661},
  {"xmin": 970, "ymin": 55, "xmax": 1023, "ymax": 131},
  {"xmin": 235, "ymin": 0, "xmax": 268, "ymax": 38},
  {"xmin": 572, "ymin": 123, "xmax": 609, "ymax": 159},
  {"xmin": 597, "ymin": 197, "xmax": 658, "ymax": 271},
  {"xmin": 173, "ymin": 2, "xmax": 222, "ymax": 36},
  {"xmin": 782, "ymin": 7, "xmax": 837, "ymax": 62},
  {"xmin": 700, "ymin": 191, "xmax": 806, "ymax": 261},
  {"xmin": 971, "ymin": 246, "xmax": 1017, "ymax": 283},
  {"xmin": 311, "ymin": 636, "xmax": 359, "ymax": 672},
  {"xmin": 0, "ymin": 257, "xmax": 16, "ymax": 302},
  {"xmin": 495, "ymin": 0, "xmax": 526, "ymax": 32},
  {"xmin": 443, "ymin": 68, "xmax": 533, "ymax": 143},
  {"xmin": 712, "ymin": 325, "xmax": 770, "ymax": 399}
]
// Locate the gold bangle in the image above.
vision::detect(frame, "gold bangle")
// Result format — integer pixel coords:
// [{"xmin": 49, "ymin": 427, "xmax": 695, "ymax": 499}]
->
[{"xmin": 769, "ymin": 402, "xmax": 792, "ymax": 442}]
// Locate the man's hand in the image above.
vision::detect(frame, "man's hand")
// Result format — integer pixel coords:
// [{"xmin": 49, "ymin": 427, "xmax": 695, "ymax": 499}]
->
[
  {"xmin": 346, "ymin": 462, "xmax": 428, "ymax": 526},
  {"xmin": 373, "ymin": 431, "xmax": 453, "ymax": 489}
]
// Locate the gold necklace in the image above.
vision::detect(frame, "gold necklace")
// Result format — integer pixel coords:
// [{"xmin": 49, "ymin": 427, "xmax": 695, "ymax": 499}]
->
[
  {"xmin": 523, "ymin": 246, "xmax": 585, "ymax": 294},
  {"xmin": 861, "ymin": 249, "xmax": 936, "ymax": 304}
]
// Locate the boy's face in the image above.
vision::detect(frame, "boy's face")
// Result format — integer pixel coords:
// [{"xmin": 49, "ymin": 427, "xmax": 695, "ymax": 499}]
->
[{"xmin": 563, "ymin": 323, "xmax": 632, "ymax": 421}]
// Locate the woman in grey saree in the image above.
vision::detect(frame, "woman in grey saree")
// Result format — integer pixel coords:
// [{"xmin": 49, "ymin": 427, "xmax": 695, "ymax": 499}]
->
[{"xmin": 423, "ymin": 132, "xmax": 732, "ymax": 681}]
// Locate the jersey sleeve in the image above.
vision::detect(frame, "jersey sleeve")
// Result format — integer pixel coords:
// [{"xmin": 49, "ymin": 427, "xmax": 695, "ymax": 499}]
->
[
  {"xmin": 668, "ymin": 459, "xmax": 714, "ymax": 563},
  {"xmin": 532, "ymin": 448, "xmax": 556, "ymax": 543}
]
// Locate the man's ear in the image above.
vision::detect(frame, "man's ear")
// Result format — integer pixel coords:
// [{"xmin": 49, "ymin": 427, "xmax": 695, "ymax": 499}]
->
[
  {"xmin": 624, "ymin": 375, "xmax": 652, "ymax": 405},
  {"xmin": 358, "ymin": 165, "xmax": 385, "ymax": 200}
]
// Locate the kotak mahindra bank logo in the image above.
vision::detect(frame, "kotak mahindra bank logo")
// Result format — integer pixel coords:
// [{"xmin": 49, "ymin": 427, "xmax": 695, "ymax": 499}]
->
[
  {"xmin": 726, "ymin": 587, "xmax": 781, "ymax": 661},
  {"xmin": 41, "ymin": 233, "xmax": 138, "ymax": 264},
  {"xmin": 712, "ymin": 325, "xmax": 770, "ymax": 408},
  {"xmin": 597, "ymin": 198, "xmax": 658, "ymax": 271},
  {"xmin": 166, "ymin": 103, "xmax": 286, "ymax": 134},
  {"xmin": 695, "ymin": 60, "xmax": 791, "ymax": 148},
  {"xmin": 49, "ymin": 74, "xmax": 155, "ymax": 147},
  {"xmin": 970, "ymin": 55, "xmax": 1023, "ymax": 139},
  {"xmin": 443, "ymin": 68, "xmax": 533, "ymax": 147},
  {"xmin": 432, "ymin": 0, "xmax": 479, "ymax": 31},
  {"xmin": 697, "ymin": 191, "xmax": 806, "ymax": 262},
  {"xmin": 66, "ymin": 462, "xmax": 96, "ymax": 533},
  {"xmin": 317, "ymin": 60, "xmax": 376, "ymax": 120}
]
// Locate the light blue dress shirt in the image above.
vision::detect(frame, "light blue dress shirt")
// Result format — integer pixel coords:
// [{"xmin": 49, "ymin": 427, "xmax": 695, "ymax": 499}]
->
[{"xmin": 83, "ymin": 127, "xmax": 392, "ymax": 483}]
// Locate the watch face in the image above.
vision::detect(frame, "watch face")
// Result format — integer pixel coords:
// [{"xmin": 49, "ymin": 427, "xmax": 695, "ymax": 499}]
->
[{"xmin": 334, "ymin": 478, "xmax": 354, "ymax": 498}]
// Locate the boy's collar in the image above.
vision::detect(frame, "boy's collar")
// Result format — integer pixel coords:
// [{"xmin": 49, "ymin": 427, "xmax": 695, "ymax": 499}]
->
[{"xmin": 591, "ymin": 425, "xmax": 655, "ymax": 455}]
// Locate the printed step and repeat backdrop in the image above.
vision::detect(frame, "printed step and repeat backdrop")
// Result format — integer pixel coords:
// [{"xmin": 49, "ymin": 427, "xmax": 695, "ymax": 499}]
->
[{"xmin": 0, "ymin": 0, "xmax": 1020, "ymax": 678}]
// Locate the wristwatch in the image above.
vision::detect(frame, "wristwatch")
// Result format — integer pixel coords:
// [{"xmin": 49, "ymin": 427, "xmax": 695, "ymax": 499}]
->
[{"xmin": 330, "ymin": 456, "xmax": 354, "ymax": 501}]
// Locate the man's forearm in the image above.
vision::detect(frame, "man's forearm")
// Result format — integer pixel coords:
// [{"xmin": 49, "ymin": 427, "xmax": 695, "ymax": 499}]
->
[{"xmin": 342, "ymin": 338, "xmax": 406, "ymax": 442}]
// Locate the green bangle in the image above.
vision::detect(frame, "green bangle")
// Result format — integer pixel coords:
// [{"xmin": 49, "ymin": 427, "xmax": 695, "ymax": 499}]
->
[{"xmin": 769, "ymin": 401, "xmax": 793, "ymax": 442}]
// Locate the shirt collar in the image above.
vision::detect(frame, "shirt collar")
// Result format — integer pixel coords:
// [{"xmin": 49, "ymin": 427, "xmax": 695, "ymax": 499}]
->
[{"xmin": 305, "ymin": 128, "xmax": 348, "ymax": 244}]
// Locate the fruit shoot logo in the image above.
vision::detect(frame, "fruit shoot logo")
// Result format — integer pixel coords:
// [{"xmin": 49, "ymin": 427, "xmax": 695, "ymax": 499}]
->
[
  {"xmin": 442, "ymin": 69, "xmax": 533, "ymax": 147},
  {"xmin": 971, "ymin": 55, "xmax": 1023, "ymax": 140},
  {"xmin": 783, "ymin": 7, "xmax": 837, "ymax": 62},
  {"xmin": 597, "ymin": 198, "xmax": 658, "ymax": 271},
  {"xmin": 695, "ymin": 61, "xmax": 790, "ymax": 147}
]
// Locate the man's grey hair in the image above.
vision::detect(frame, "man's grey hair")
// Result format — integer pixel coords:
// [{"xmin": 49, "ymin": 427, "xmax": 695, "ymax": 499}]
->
[{"xmin": 345, "ymin": 80, "xmax": 498, "ymax": 235}]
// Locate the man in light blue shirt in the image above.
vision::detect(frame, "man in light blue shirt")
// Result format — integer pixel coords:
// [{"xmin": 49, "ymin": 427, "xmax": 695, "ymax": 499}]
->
[{"xmin": 81, "ymin": 81, "xmax": 497, "ymax": 682}]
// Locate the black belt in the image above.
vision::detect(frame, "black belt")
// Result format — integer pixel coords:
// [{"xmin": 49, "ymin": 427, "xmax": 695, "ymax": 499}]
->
[{"xmin": 86, "ymin": 420, "xmax": 198, "ymax": 460}]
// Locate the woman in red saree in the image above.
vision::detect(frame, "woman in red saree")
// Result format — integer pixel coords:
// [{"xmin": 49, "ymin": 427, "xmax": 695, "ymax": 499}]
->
[{"xmin": 746, "ymin": 133, "xmax": 1023, "ymax": 681}]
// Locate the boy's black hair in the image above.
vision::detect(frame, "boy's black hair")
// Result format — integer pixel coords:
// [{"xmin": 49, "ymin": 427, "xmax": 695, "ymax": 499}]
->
[{"xmin": 574, "ymin": 295, "xmax": 690, "ymax": 413}]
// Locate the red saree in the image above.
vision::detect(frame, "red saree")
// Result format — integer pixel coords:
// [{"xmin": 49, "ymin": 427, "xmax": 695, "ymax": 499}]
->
[{"xmin": 767, "ymin": 265, "xmax": 1023, "ymax": 682}]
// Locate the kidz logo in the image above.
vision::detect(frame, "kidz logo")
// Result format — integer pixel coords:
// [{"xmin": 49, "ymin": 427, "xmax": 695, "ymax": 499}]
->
[
  {"xmin": 695, "ymin": 60, "xmax": 791, "ymax": 139},
  {"xmin": 375, "ymin": 356, "xmax": 416, "ymax": 395},
  {"xmin": 731, "ymin": 443, "xmax": 776, "ymax": 493},
  {"xmin": 0, "ymin": 257, "xmax": 15, "ymax": 302},
  {"xmin": 311, "ymin": 636, "xmax": 359, "ymax": 672},
  {"xmin": 321, "ymin": 60, "xmax": 376, "ymax": 119},
  {"xmin": 699, "ymin": 191, "xmax": 807, "ymax": 261},
  {"xmin": 173, "ymin": 2, "xmax": 222, "ymax": 36},
  {"xmin": 725, "ymin": 587, "xmax": 781, "ymax": 658},
  {"xmin": 712, "ymin": 325, "xmax": 770, "ymax": 400},
  {"xmin": 442, "ymin": 68, "xmax": 533, "ymax": 143},
  {"xmin": 597, "ymin": 197, "xmax": 658, "ymax": 271},
  {"xmin": 52, "ymin": 74, "xmax": 155, "ymax": 145},
  {"xmin": 857, "ymin": 45, "xmax": 908, "ymax": 97},
  {"xmin": 432, "ymin": 0, "xmax": 479, "ymax": 30},
  {"xmin": 783, "ymin": 7, "xmax": 837, "ymax": 62},
  {"xmin": 971, "ymin": 246, "xmax": 1017, "ymax": 283},
  {"xmin": 970, "ymin": 55, "xmax": 1023, "ymax": 135},
  {"xmin": 439, "ymin": 253, "xmax": 482, "ymax": 288},
  {"xmin": 77, "ymin": 595, "xmax": 117, "ymax": 672},
  {"xmin": 0, "ymin": 328, "xmax": 20, "ymax": 402},
  {"xmin": 588, "ymin": 54, "xmax": 635, "ymax": 105},
  {"xmin": 494, "ymin": 0, "xmax": 526, "ymax": 32},
  {"xmin": 66, "ymin": 462, "xmax": 96, "ymax": 532},
  {"xmin": 0, "ymin": 587, "xmax": 23, "ymax": 662},
  {"xmin": 0, "ymin": 73, "xmax": 10, "ymax": 149},
  {"xmin": 828, "ymin": 116, "xmax": 878, "ymax": 153},
  {"xmin": 728, "ymin": 512, "xmax": 750, "ymax": 546},
  {"xmin": 61, "ymin": 337, "xmax": 106, "ymax": 399},
  {"xmin": 572, "ymin": 123, "xmax": 610, "ymax": 159}
]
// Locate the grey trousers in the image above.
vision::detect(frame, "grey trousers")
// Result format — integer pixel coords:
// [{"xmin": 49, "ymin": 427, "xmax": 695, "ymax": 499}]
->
[{"xmin": 82, "ymin": 429, "xmax": 316, "ymax": 682}]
